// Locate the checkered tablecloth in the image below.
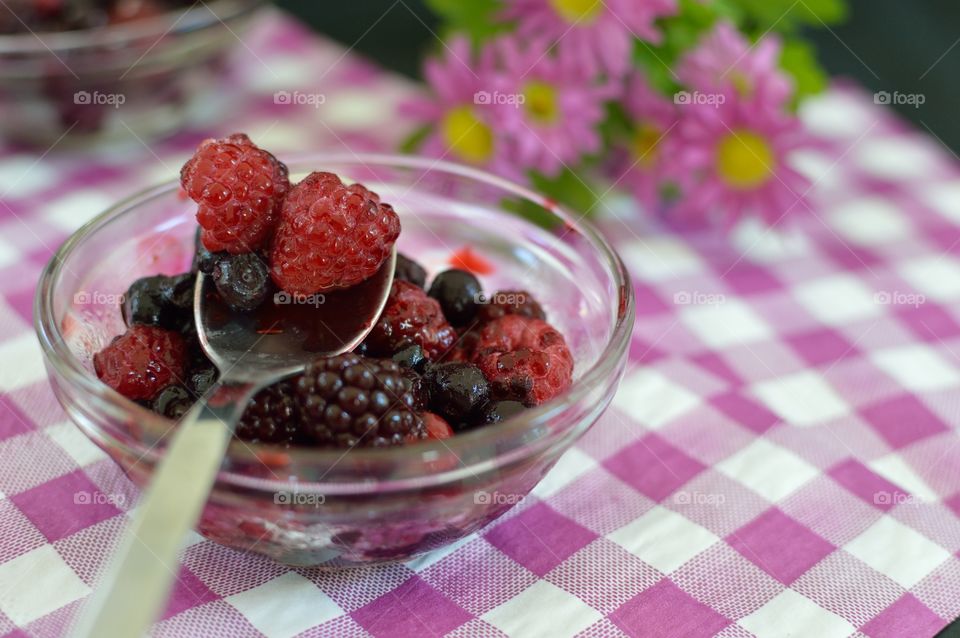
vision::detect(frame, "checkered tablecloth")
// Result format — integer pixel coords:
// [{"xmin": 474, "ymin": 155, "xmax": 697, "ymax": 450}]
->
[{"xmin": 2, "ymin": 9, "xmax": 960, "ymax": 638}]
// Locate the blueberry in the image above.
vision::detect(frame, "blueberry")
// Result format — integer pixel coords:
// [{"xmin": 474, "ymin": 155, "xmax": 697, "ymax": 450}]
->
[
  {"xmin": 392, "ymin": 344, "xmax": 426, "ymax": 373},
  {"xmin": 481, "ymin": 400, "xmax": 526, "ymax": 425},
  {"xmin": 394, "ymin": 253, "xmax": 427, "ymax": 288},
  {"xmin": 212, "ymin": 253, "xmax": 271, "ymax": 312},
  {"xmin": 192, "ymin": 228, "xmax": 227, "ymax": 275},
  {"xmin": 122, "ymin": 272, "xmax": 195, "ymax": 330},
  {"xmin": 151, "ymin": 384, "xmax": 193, "ymax": 420},
  {"xmin": 188, "ymin": 362, "xmax": 218, "ymax": 395},
  {"xmin": 424, "ymin": 362, "xmax": 489, "ymax": 428},
  {"xmin": 428, "ymin": 269, "xmax": 482, "ymax": 326}
]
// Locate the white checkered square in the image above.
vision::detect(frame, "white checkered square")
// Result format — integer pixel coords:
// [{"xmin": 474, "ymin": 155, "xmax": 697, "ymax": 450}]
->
[
  {"xmin": 793, "ymin": 274, "xmax": 882, "ymax": 326},
  {"xmin": 717, "ymin": 439, "xmax": 819, "ymax": 503},
  {"xmin": 680, "ymin": 300, "xmax": 773, "ymax": 348},
  {"xmin": 483, "ymin": 580, "xmax": 601, "ymax": 637},
  {"xmin": 845, "ymin": 516, "xmax": 951, "ymax": 589},
  {"xmin": 738, "ymin": 589, "xmax": 854, "ymax": 638},
  {"xmin": 919, "ymin": 180, "xmax": 960, "ymax": 224},
  {"xmin": 608, "ymin": 506, "xmax": 719, "ymax": 574},
  {"xmin": 899, "ymin": 257, "xmax": 960, "ymax": 302},
  {"xmin": 612, "ymin": 368, "xmax": 700, "ymax": 430},
  {"xmin": 0, "ymin": 545, "xmax": 89, "ymax": 625},
  {"xmin": 226, "ymin": 573, "xmax": 343, "ymax": 638},
  {"xmin": 752, "ymin": 371, "xmax": 849, "ymax": 426},
  {"xmin": 830, "ymin": 197, "xmax": 910, "ymax": 246},
  {"xmin": 618, "ymin": 236, "xmax": 704, "ymax": 281},
  {"xmin": 870, "ymin": 345, "xmax": 960, "ymax": 392}
]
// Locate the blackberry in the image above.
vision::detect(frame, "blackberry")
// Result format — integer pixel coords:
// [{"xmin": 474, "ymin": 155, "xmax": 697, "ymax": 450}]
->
[
  {"xmin": 395, "ymin": 253, "xmax": 427, "ymax": 288},
  {"xmin": 480, "ymin": 400, "xmax": 526, "ymax": 425},
  {"xmin": 212, "ymin": 252, "xmax": 271, "ymax": 312},
  {"xmin": 192, "ymin": 227, "xmax": 226, "ymax": 275},
  {"xmin": 424, "ymin": 362, "xmax": 489, "ymax": 429},
  {"xmin": 235, "ymin": 380, "xmax": 301, "ymax": 445},
  {"xmin": 295, "ymin": 354, "xmax": 425, "ymax": 447},
  {"xmin": 151, "ymin": 385, "xmax": 193, "ymax": 420},
  {"xmin": 122, "ymin": 272, "xmax": 195, "ymax": 330},
  {"xmin": 428, "ymin": 269, "xmax": 482, "ymax": 326},
  {"xmin": 477, "ymin": 290, "xmax": 546, "ymax": 323}
]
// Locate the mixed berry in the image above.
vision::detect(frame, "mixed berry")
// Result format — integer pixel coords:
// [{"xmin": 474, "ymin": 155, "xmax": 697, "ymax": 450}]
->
[
  {"xmin": 92, "ymin": 133, "xmax": 575, "ymax": 449},
  {"xmin": 0, "ymin": 0, "xmax": 194, "ymax": 34}
]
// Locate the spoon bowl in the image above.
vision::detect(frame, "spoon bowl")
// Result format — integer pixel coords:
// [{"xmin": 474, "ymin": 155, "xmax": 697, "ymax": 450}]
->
[{"xmin": 197, "ymin": 250, "xmax": 396, "ymax": 382}]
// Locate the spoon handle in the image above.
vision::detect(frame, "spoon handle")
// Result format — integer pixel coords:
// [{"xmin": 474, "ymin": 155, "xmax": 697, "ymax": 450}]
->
[{"xmin": 72, "ymin": 379, "xmax": 256, "ymax": 638}]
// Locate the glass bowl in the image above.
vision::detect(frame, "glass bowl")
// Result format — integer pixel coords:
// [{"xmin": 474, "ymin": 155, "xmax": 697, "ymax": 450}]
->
[
  {"xmin": 0, "ymin": 0, "xmax": 264, "ymax": 146},
  {"xmin": 34, "ymin": 154, "xmax": 635, "ymax": 567}
]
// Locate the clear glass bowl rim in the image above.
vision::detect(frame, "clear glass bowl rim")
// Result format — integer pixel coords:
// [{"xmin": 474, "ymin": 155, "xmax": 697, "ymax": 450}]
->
[
  {"xmin": 0, "ymin": 0, "xmax": 265, "ymax": 55},
  {"xmin": 34, "ymin": 152, "xmax": 634, "ymax": 492}
]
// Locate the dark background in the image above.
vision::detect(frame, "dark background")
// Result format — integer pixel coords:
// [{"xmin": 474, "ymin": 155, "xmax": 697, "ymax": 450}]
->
[{"xmin": 275, "ymin": 0, "xmax": 960, "ymax": 154}]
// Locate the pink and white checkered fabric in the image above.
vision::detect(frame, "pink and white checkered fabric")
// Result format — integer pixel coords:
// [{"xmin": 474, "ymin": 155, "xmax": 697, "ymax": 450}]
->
[{"xmin": 1, "ymin": 10, "xmax": 959, "ymax": 638}]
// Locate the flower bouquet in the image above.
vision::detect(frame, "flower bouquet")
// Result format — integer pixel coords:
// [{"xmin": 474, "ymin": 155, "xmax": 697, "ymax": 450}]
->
[{"xmin": 403, "ymin": 0, "xmax": 847, "ymax": 228}]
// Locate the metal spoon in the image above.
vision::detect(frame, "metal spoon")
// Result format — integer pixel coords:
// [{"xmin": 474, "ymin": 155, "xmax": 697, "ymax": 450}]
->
[{"xmin": 74, "ymin": 250, "xmax": 396, "ymax": 638}]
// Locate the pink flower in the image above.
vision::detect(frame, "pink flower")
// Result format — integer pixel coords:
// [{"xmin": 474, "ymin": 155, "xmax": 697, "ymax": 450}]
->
[
  {"xmin": 401, "ymin": 37, "xmax": 519, "ymax": 179},
  {"xmin": 613, "ymin": 73, "xmax": 681, "ymax": 210},
  {"xmin": 488, "ymin": 36, "xmax": 614, "ymax": 177},
  {"xmin": 668, "ymin": 93, "xmax": 811, "ymax": 227},
  {"xmin": 503, "ymin": 0, "xmax": 677, "ymax": 78},
  {"xmin": 677, "ymin": 21, "xmax": 792, "ymax": 110}
]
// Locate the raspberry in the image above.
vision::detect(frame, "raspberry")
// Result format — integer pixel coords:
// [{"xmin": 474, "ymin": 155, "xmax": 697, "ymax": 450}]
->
[
  {"xmin": 295, "ymin": 354, "xmax": 426, "ymax": 447},
  {"xmin": 235, "ymin": 380, "xmax": 301, "ymax": 445},
  {"xmin": 270, "ymin": 171, "xmax": 401, "ymax": 295},
  {"xmin": 477, "ymin": 290, "xmax": 546, "ymax": 323},
  {"xmin": 180, "ymin": 133, "xmax": 289, "ymax": 254},
  {"xmin": 94, "ymin": 325, "xmax": 187, "ymax": 401},
  {"xmin": 472, "ymin": 315, "xmax": 573, "ymax": 405},
  {"xmin": 364, "ymin": 280, "xmax": 457, "ymax": 360}
]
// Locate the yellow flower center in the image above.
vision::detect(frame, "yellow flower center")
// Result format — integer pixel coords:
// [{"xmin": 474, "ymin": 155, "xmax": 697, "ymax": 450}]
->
[
  {"xmin": 730, "ymin": 71, "xmax": 753, "ymax": 98},
  {"xmin": 523, "ymin": 81, "xmax": 559, "ymax": 123},
  {"xmin": 549, "ymin": 0, "xmax": 602, "ymax": 24},
  {"xmin": 716, "ymin": 129, "xmax": 776, "ymax": 189},
  {"xmin": 441, "ymin": 106, "xmax": 494, "ymax": 164},
  {"xmin": 632, "ymin": 123, "xmax": 662, "ymax": 168}
]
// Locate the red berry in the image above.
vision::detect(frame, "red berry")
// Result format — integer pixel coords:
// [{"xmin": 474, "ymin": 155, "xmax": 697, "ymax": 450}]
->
[
  {"xmin": 477, "ymin": 290, "xmax": 546, "ymax": 323},
  {"xmin": 180, "ymin": 133, "xmax": 289, "ymax": 254},
  {"xmin": 472, "ymin": 315, "xmax": 573, "ymax": 405},
  {"xmin": 364, "ymin": 280, "xmax": 457, "ymax": 360},
  {"xmin": 270, "ymin": 171, "xmax": 401, "ymax": 295},
  {"xmin": 93, "ymin": 325, "xmax": 187, "ymax": 401},
  {"xmin": 420, "ymin": 412, "xmax": 454, "ymax": 441}
]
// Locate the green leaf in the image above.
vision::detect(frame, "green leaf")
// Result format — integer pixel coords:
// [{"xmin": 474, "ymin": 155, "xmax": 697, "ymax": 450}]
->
[
  {"xmin": 530, "ymin": 167, "xmax": 601, "ymax": 217},
  {"xmin": 399, "ymin": 124, "xmax": 432, "ymax": 154},
  {"xmin": 780, "ymin": 39, "xmax": 829, "ymax": 102},
  {"xmin": 729, "ymin": 0, "xmax": 847, "ymax": 32},
  {"xmin": 423, "ymin": 0, "xmax": 506, "ymax": 42}
]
